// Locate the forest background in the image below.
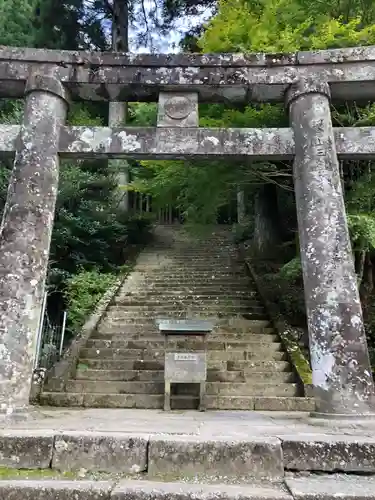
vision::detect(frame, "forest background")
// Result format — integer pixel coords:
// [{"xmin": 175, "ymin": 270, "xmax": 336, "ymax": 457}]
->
[{"xmin": 1, "ymin": 0, "xmax": 375, "ymax": 363}]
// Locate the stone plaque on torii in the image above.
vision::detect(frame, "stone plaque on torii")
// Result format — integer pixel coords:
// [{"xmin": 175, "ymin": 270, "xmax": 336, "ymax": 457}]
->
[{"xmin": 0, "ymin": 45, "xmax": 374, "ymax": 419}]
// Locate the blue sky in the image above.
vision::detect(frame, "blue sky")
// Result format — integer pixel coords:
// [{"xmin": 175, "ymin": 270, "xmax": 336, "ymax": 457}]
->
[{"xmin": 128, "ymin": 0, "xmax": 212, "ymax": 53}]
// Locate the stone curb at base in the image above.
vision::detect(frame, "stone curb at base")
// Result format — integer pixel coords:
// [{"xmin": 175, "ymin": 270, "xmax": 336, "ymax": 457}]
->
[
  {"xmin": 1, "ymin": 430, "xmax": 375, "ymax": 477},
  {"xmin": 0, "ymin": 476, "xmax": 375, "ymax": 500}
]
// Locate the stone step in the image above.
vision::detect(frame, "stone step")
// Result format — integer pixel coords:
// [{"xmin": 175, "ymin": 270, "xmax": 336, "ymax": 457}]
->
[
  {"xmin": 132, "ymin": 281, "xmax": 252, "ymax": 287},
  {"xmin": 78, "ymin": 359, "xmax": 165, "ymax": 370},
  {"xmin": 39, "ymin": 391, "xmax": 164, "ymax": 408},
  {"xmin": 141, "ymin": 269, "xmax": 247, "ymax": 274},
  {"xmin": 217, "ymin": 318, "xmax": 272, "ymax": 329},
  {"xmin": 229, "ymin": 359, "xmax": 292, "ymax": 371},
  {"xmin": 109, "ymin": 301, "xmax": 263, "ymax": 308},
  {"xmin": 86, "ymin": 338, "xmax": 281, "ymax": 350},
  {"xmin": 0, "ymin": 479, "xmax": 296, "ymax": 500},
  {"xmin": 207, "ymin": 382, "xmax": 299, "ymax": 397},
  {"xmin": 105, "ymin": 306, "xmax": 264, "ymax": 317},
  {"xmin": 64, "ymin": 380, "xmax": 298, "ymax": 397},
  {"xmin": 206, "ymin": 395, "xmax": 314, "ymax": 411},
  {"xmin": 208, "ymin": 370, "xmax": 295, "ymax": 383},
  {"xmin": 141, "ymin": 270, "xmax": 246, "ymax": 276},
  {"xmin": 114, "ymin": 291, "xmax": 258, "ymax": 300},
  {"xmin": 77, "ymin": 358, "xmax": 292, "ymax": 372},
  {"xmin": 79, "ymin": 348, "xmax": 163, "ymax": 361},
  {"xmin": 117, "ymin": 290, "xmax": 258, "ymax": 298},
  {"xmin": 96, "ymin": 323, "xmax": 274, "ymax": 335},
  {"xmin": 65, "ymin": 380, "xmax": 165, "ymax": 394},
  {"xmin": 98, "ymin": 309, "xmax": 270, "ymax": 331},
  {"xmin": 76, "ymin": 369, "xmax": 166, "ymax": 381},
  {"xmin": 75, "ymin": 369, "xmax": 295, "ymax": 384},
  {"xmin": 94, "ymin": 325, "xmax": 276, "ymax": 337},
  {"xmin": 130, "ymin": 277, "xmax": 251, "ymax": 283},
  {"xmin": 40, "ymin": 391, "xmax": 313, "ymax": 411},
  {"xmin": 79, "ymin": 346, "xmax": 285, "ymax": 361},
  {"xmin": 90, "ymin": 332, "xmax": 279, "ymax": 343},
  {"xmin": 114, "ymin": 298, "xmax": 261, "ymax": 307},
  {"xmin": 112, "ymin": 299, "xmax": 262, "ymax": 307}
]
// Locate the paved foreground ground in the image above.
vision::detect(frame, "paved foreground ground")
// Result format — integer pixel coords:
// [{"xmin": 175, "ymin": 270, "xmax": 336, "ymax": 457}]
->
[{"xmin": 3, "ymin": 407, "xmax": 375, "ymax": 436}]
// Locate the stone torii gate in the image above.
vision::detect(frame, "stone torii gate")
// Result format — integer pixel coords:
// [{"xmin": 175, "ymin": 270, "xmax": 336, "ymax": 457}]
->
[{"xmin": 0, "ymin": 45, "xmax": 375, "ymax": 419}]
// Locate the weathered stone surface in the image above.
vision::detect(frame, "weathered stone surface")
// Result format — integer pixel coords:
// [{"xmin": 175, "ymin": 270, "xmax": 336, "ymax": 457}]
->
[
  {"xmin": 112, "ymin": 480, "xmax": 291, "ymax": 500},
  {"xmin": 148, "ymin": 434, "xmax": 283, "ymax": 480},
  {"xmin": 1, "ymin": 45, "xmax": 375, "ymax": 102},
  {"xmin": 0, "ymin": 480, "xmax": 112, "ymax": 500},
  {"xmin": 253, "ymin": 397, "xmax": 315, "ymax": 411},
  {"xmin": 57, "ymin": 125, "xmax": 375, "ymax": 160},
  {"xmin": 157, "ymin": 92, "xmax": 198, "ymax": 128},
  {"xmin": 3, "ymin": 125, "xmax": 375, "ymax": 160},
  {"xmin": 286, "ymin": 475, "xmax": 375, "ymax": 500},
  {"xmin": 0, "ymin": 430, "xmax": 54, "ymax": 468},
  {"xmin": 282, "ymin": 435, "xmax": 375, "ymax": 472},
  {"xmin": 52, "ymin": 432, "xmax": 148, "ymax": 473},
  {"xmin": 2, "ymin": 125, "xmax": 375, "ymax": 160},
  {"xmin": 297, "ymin": 45, "xmax": 375, "ymax": 64},
  {"xmin": 59, "ymin": 126, "xmax": 294, "ymax": 160},
  {"xmin": 0, "ymin": 73, "xmax": 68, "ymax": 417},
  {"xmin": 287, "ymin": 78, "xmax": 375, "ymax": 416}
]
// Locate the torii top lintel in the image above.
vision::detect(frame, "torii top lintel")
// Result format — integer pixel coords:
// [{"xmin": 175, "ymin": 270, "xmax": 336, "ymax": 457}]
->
[{"xmin": 0, "ymin": 45, "xmax": 375, "ymax": 102}]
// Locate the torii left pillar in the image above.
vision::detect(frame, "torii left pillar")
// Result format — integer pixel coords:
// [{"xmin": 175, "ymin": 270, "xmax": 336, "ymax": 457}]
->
[{"xmin": 0, "ymin": 73, "xmax": 68, "ymax": 418}]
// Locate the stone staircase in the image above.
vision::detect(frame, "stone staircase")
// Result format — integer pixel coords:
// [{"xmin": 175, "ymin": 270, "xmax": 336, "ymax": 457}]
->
[{"xmin": 41, "ymin": 225, "xmax": 314, "ymax": 411}]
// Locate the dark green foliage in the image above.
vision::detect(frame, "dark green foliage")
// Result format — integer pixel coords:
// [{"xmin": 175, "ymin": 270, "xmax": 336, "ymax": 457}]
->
[{"xmin": 64, "ymin": 269, "xmax": 118, "ymax": 333}]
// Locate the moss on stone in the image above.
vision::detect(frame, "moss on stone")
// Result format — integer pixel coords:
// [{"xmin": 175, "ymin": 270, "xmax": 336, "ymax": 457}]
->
[
  {"xmin": 0, "ymin": 467, "xmax": 77, "ymax": 479},
  {"xmin": 278, "ymin": 324, "xmax": 312, "ymax": 385}
]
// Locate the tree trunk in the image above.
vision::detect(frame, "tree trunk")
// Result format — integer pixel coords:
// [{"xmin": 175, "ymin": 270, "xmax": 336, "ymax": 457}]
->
[
  {"xmin": 253, "ymin": 183, "xmax": 281, "ymax": 257},
  {"xmin": 110, "ymin": 0, "xmax": 129, "ymax": 212}
]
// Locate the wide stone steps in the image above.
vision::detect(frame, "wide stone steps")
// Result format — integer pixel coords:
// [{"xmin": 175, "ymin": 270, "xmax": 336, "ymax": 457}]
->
[
  {"xmin": 97, "ymin": 318, "xmax": 270, "ymax": 330},
  {"xmin": 95, "ymin": 327, "xmax": 276, "ymax": 337},
  {"xmin": 85, "ymin": 338, "xmax": 280, "ymax": 350},
  {"xmin": 39, "ymin": 391, "xmax": 313, "ymax": 410},
  {"xmin": 115, "ymin": 294, "xmax": 258, "ymax": 304},
  {"xmin": 142, "ymin": 268, "xmax": 246, "ymax": 275},
  {"xmin": 106, "ymin": 303, "xmax": 264, "ymax": 313},
  {"xmin": 104, "ymin": 309, "xmax": 266, "ymax": 320},
  {"xmin": 78, "ymin": 345, "xmax": 285, "ymax": 361},
  {"xmin": 112, "ymin": 298, "xmax": 262, "ymax": 307},
  {"xmin": 74, "ymin": 368, "xmax": 296, "ymax": 383},
  {"xmin": 117, "ymin": 288, "xmax": 258, "ymax": 297},
  {"xmin": 3, "ymin": 477, "xmax": 372, "ymax": 500},
  {"xmin": 64, "ymin": 379, "xmax": 299, "ymax": 397},
  {"xmin": 129, "ymin": 279, "xmax": 253, "ymax": 286},
  {"xmin": 2, "ymin": 476, "xmax": 373, "ymax": 500},
  {"xmin": 42, "ymin": 225, "xmax": 309, "ymax": 411},
  {"xmin": 90, "ymin": 332, "xmax": 279, "ymax": 342},
  {"xmin": 136, "ymin": 267, "xmax": 245, "ymax": 273},
  {"xmin": 77, "ymin": 358, "xmax": 292, "ymax": 372},
  {"xmin": 96, "ymin": 321, "xmax": 274, "ymax": 335},
  {"xmin": 100, "ymin": 311, "xmax": 269, "ymax": 323}
]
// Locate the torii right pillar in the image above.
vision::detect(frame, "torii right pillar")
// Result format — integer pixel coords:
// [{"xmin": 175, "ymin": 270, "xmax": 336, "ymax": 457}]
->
[{"xmin": 286, "ymin": 79, "xmax": 375, "ymax": 418}]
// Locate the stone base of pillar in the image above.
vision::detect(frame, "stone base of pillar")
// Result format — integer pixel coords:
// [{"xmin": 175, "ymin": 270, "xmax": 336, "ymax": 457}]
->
[
  {"xmin": 0, "ymin": 406, "xmax": 43, "ymax": 422},
  {"xmin": 0, "ymin": 408, "xmax": 29, "ymax": 422}
]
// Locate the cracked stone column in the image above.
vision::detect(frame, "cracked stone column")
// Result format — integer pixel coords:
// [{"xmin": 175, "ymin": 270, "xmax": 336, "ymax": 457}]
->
[
  {"xmin": 286, "ymin": 79, "xmax": 375, "ymax": 417},
  {"xmin": 0, "ymin": 73, "xmax": 68, "ymax": 417}
]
